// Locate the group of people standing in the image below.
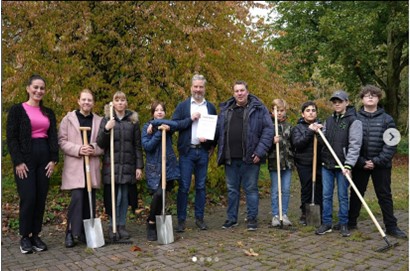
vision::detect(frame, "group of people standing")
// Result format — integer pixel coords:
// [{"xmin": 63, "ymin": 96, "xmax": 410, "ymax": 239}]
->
[{"xmin": 6, "ymin": 74, "xmax": 406, "ymax": 254}]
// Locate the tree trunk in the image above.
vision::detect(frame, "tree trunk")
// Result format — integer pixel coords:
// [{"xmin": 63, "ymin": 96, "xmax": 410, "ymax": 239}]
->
[{"xmin": 384, "ymin": 24, "xmax": 403, "ymax": 123}]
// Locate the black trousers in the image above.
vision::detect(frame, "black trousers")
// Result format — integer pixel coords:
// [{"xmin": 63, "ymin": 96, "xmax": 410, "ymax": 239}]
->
[
  {"xmin": 66, "ymin": 188, "xmax": 96, "ymax": 236},
  {"xmin": 349, "ymin": 167, "xmax": 397, "ymax": 229},
  {"xmin": 295, "ymin": 164, "xmax": 323, "ymax": 214},
  {"xmin": 15, "ymin": 139, "xmax": 50, "ymax": 237},
  {"xmin": 148, "ymin": 180, "xmax": 175, "ymax": 222}
]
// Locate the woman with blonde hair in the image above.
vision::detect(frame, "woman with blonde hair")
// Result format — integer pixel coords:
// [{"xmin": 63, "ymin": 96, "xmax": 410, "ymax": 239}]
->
[
  {"xmin": 58, "ymin": 89, "xmax": 104, "ymax": 247},
  {"xmin": 97, "ymin": 91, "xmax": 143, "ymax": 240}
]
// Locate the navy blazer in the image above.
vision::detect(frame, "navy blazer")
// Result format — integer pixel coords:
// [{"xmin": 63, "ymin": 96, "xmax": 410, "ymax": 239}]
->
[{"xmin": 172, "ymin": 97, "xmax": 217, "ymax": 156}]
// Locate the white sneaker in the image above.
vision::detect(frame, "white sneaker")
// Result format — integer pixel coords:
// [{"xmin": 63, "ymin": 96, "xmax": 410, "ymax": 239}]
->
[
  {"xmin": 282, "ymin": 214, "xmax": 292, "ymax": 226},
  {"xmin": 271, "ymin": 215, "xmax": 280, "ymax": 227}
]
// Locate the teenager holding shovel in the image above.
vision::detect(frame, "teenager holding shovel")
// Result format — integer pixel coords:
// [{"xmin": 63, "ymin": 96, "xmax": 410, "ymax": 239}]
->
[
  {"xmin": 97, "ymin": 91, "xmax": 144, "ymax": 240},
  {"xmin": 59, "ymin": 89, "xmax": 104, "ymax": 248},
  {"xmin": 142, "ymin": 101, "xmax": 180, "ymax": 241},
  {"xmin": 291, "ymin": 101, "xmax": 323, "ymax": 226},
  {"xmin": 316, "ymin": 90, "xmax": 362, "ymax": 237},
  {"xmin": 268, "ymin": 99, "xmax": 294, "ymax": 227}
]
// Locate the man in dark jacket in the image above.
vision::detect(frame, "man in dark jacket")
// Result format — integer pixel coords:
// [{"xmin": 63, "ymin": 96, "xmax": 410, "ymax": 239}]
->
[
  {"xmin": 348, "ymin": 85, "xmax": 407, "ymax": 239},
  {"xmin": 172, "ymin": 74, "xmax": 217, "ymax": 232},
  {"xmin": 217, "ymin": 80, "xmax": 274, "ymax": 231},
  {"xmin": 291, "ymin": 101, "xmax": 323, "ymax": 225}
]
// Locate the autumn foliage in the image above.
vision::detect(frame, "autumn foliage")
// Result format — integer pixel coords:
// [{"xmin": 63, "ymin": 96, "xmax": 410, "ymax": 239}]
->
[{"xmin": 2, "ymin": 2, "xmax": 308, "ymax": 183}]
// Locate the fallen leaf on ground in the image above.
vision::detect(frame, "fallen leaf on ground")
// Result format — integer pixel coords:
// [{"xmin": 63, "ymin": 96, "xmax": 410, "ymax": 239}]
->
[
  {"xmin": 130, "ymin": 245, "xmax": 142, "ymax": 252},
  {"xmin": 237, "ymin": 241, "xmax": 244, "ymax": 247},
  {"xmin": 243, "ymin": 248, "xmax": 259, "ymax": 257}
]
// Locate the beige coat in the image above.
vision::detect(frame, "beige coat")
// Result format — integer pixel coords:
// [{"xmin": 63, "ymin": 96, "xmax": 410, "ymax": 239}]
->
[{"xmin": 58, "ymin": 111, "xmax": 104, "ymax": 190}]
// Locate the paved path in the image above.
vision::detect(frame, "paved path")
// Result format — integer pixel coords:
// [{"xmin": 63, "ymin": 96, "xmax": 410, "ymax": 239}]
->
[{"xmin": 1, "ymin": 196, "xmax": 408, "ymax": 271}]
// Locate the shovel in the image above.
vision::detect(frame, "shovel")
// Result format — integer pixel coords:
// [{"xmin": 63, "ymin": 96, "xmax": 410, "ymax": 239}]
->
[
  {"xmin": 318, "ymin": 129, "xmax": 398, "ymax": 252},
  {"xmin": 109, "ymin": 102, "xmax": 118, "ymax": 240},
  {"xmin": 106, "ymin": 103, "xmax": 132, "ymax": 244},
  {"xmin": 305, "ymin": 134, "xmax": 321, "ymax": 227},
  {"xmin": 156, "ymin": 126, "xmax": 174, "ymax": 245},
  {"xmin": 273, "ymin": 106, "xmax": 284, "ymax": 228},
  {"xmin": 80, "ymin": 126, "xmax": 105, "ymax": 248}
]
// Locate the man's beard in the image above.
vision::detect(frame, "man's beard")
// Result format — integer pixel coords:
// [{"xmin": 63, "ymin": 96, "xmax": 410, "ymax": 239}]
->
[{"xmin": 193, "ymin": 93, "xmax": 204, "ymax": 100}]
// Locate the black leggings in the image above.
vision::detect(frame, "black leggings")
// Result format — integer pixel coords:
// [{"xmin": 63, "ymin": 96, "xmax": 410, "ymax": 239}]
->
[
  {"xmin": 15, "ymin": 139, "xmax": 50, "ymax": 236},
  {"xmin": 148, "ymin": 180, "xmax": 175, "ymax": 222}
]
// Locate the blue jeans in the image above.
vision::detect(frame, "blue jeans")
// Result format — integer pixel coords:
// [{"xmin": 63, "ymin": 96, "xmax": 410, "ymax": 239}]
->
[
  {"xmin": 225, "ymin": 159, "xmax": 260, "ymax": 222},
  {"xmin": 109, "ymin": 184, "xmax": 128, "ymax": 226},
  {"xmin": 322, "ymin": 167, "xmax": 350, "ymax": 225},
  {"xmin": 270, "ymin": 168, "xmax": 292, "ymax": 216},
  {"xmin": 177, "ymin": 148, "xmax": 209, "ymax": 221}
]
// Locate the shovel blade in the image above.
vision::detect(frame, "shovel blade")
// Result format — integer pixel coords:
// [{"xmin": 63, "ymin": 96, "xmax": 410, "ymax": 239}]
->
[
  {"xmin": 83, "ymin": 218, "xmax": 105, "ymax": 248},
  {"xmin": 305, "ymin": 203, "xmax": 321, "ymax": 227},
  {"xmin": 156, "ymin": 215, "xmax": 174, "ymax": 245}
]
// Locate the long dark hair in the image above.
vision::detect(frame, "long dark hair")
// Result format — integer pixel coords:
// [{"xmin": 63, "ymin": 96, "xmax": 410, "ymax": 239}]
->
[
  {"xmin": 150, "ymin": 100, "xmax": 166, "ymax": 116},
  {"xmin": 26, "ymin": 74, "xmax": 48, "ymax": 117}
]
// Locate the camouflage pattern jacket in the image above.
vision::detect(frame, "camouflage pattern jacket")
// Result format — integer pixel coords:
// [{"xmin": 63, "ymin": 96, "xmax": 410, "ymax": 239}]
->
[{"xmin": 267, "ymin": 118, "xmax": 294, "ymax": 171}]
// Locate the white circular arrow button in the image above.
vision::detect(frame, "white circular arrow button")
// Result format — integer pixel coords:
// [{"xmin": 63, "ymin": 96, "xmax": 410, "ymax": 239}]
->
[{"xmin": 383, "ymin": 128, "xmax": 401, "ymax": 146}]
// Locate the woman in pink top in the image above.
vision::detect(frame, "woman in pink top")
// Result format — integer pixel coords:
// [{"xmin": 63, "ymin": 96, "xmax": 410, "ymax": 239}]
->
[
  {"xmin": 6, "ymin": 74, "xmax": 59, "ymax": 254},
  {"xmin": 58, "ymin": 89, "xmax": 104, "ymax": 248}
]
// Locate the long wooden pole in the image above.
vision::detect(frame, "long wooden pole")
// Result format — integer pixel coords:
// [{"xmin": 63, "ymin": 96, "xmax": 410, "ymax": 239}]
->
[
  {"xmin": 317, "ymin": 129, "xmax": 386, "ymax": 238},
  {"xmin": 109, "ymin": 102, "xmax": 116, "ymax": 234},
  {"xmin": 274, "ymin": 106, "xmax": 283, "ymax": 223}
]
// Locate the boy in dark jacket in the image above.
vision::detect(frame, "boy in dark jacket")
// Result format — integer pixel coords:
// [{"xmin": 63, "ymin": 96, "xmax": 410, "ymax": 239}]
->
[
  {"xmin": 347, "ymin": 85, "xmax": 407, "ymax": 239},
  {"xmin": 291, "ymin": 101, "xmax": 323, "ymax": 226},
  {"xmin": 316, "ymin": 90, "xmax": 362, "ymax": 237}
]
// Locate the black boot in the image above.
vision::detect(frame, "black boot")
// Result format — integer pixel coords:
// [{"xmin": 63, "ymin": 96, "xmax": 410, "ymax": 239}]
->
[
  {"xmin": 117, "ymin": 225, "xmax": 130, "ymax": 240},
  {"xmin": 65, "ymin": 232, "xmax": 75, "ymax": 248},
  {"xmin": 147, "ymin": 222, "xmax": 157, "ymax": 241},
  {"xmin": 108, "ymin": 226, "xmax": 120, "ymax": 241}
]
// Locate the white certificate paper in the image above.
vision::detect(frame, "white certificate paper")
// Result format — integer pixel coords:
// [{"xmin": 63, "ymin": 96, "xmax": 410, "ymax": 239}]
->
[{"xmin": 197, "ymin": 114, "xmax": 218, "ymax": 140}]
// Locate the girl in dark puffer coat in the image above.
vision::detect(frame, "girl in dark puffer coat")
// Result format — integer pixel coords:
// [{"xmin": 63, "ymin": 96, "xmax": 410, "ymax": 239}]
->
[{"xmin": 97, "ymin": 91, "xmax": 144, "ymax": 240}]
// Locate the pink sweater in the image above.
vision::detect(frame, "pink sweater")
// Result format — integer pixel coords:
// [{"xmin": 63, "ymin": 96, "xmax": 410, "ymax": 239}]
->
[{"xmin": 22, "ymin": 102, "xmax": 50, "ymax": 138}]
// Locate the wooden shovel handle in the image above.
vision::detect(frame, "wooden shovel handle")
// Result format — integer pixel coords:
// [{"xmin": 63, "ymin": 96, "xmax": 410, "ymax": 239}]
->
[
  {"xmin": 109, "ymin": 102, "xmax": 116, "ymax": 232},
  {"xmin": 79, "ymin": 127, "xmax": 92, "ymax": 193},
  {"xmin": 317, "ymin": 128, "xmax": 387, "ymax": 239},
  {"xmin": 273, "ymin": 106, "xmax": 282, "ymax": 220},
  {"xmin": 159, "ymin": 126, "xmax": 167, "ymax": 190},
  {"xmin": 312, "ymin": 134, "xmax": 317, "ymax": 183}
]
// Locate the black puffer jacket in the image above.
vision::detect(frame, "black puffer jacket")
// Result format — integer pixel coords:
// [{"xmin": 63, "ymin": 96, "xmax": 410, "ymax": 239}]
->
[
  {"xmin": 355, "ymin": 106, "xmax": 396, "ymax": 169},
  {"xmin": 291, "ymin": 118, "xmax": 322, "ymax": 167},
  {"xmin": 97, "ymin": 109, "xmax": 143, "ymax": 184}
]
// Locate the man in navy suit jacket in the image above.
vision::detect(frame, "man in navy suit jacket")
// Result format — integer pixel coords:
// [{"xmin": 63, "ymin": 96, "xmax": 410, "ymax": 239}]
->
[{"xmin": 172, "ymin": 74, "xmax": 217, "ymax": 232}]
